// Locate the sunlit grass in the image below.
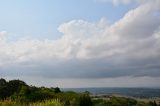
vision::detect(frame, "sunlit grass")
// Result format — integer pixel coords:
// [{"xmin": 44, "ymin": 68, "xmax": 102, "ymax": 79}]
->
[
  {"xmin": 0, "ymin": 99, "xmax": 20, "ymax": 106},
  {"xmin": 0, "ymin": 99, "xmax": 63, "ymax": 106},
  {"xmin": 29, "ymin": 99, "xmax": 63, "ymax": 106}
]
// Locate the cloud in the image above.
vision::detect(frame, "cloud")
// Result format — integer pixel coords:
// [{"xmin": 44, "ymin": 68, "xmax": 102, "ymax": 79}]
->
[
  {"xmin": 0, "ymin": 31, "xmax": 7, "ymax": 36},
  {"xmin": 0, "ymin": 31, "xmax": 7, "ymax": 39},
  {"xmin": 96, "ymin": 0, "xmax": 160, "ymax": 6},
  {"xmin": 0, "ymin": 0, "xmax": 160, "ymax": 81},
  {"xmin": 95, "ymin": 0, "xmax": 133, "ymax": 5}
]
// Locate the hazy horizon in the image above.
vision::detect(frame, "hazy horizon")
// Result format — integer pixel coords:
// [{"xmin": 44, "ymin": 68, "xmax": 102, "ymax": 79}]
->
[{"xmin": 0, "ymin": 0, "xmax": 160, "ymax": 88}]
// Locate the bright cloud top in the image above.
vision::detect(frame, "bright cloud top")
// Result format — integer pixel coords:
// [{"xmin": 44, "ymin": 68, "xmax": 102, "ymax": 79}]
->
[
  {"xmin": 0, "ymin": 0, "xmax": 160, "ymax": 80},
  {"xmin": 96, "ymin": 0, "xmax": 160, "ymax": 5}
]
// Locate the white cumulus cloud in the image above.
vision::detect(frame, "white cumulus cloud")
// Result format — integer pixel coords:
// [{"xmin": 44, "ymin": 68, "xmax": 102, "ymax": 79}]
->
[{"xmin": 0, "ymin": 0, "xmax": 160, "ymax": 83}]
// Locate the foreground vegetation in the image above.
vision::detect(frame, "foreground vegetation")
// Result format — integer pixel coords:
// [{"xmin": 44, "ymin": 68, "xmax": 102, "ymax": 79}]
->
[{"xmin": 0, "ymin": 78, "xmax": 159, "ymax": 106}]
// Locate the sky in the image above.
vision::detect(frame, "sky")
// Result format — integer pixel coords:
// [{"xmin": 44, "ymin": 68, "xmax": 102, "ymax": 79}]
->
[{"xmin": 0, "ymin": 0, "xmax": 160, "ymax": 88}]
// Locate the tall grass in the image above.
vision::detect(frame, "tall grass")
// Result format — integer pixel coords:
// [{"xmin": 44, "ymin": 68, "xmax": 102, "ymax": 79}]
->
[
  {"xmin": 29, "ymin": 99, "xmax": 63, "ymax": 106},
  {"xmin": 0, "ymin": 99, "xmax": 21, "ymax": 106},
  {"xmin": 0, "ymin": 99, "xmax": 63, "ymax": 106}
]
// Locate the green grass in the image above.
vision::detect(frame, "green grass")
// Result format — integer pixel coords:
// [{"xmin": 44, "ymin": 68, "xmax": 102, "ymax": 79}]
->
[
  {"xmin": 0, "ymin": 99, "xmax": 63, "ymax": 106},
  {"xmin": 29, "ymin": 99, "xmax": 63, "ymax": 106}
]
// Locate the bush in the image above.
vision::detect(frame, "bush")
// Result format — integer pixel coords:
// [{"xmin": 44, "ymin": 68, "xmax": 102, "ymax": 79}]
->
[{"xmin": 77, "ymin": 94, "xmax": 92, "ymax": 106}]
